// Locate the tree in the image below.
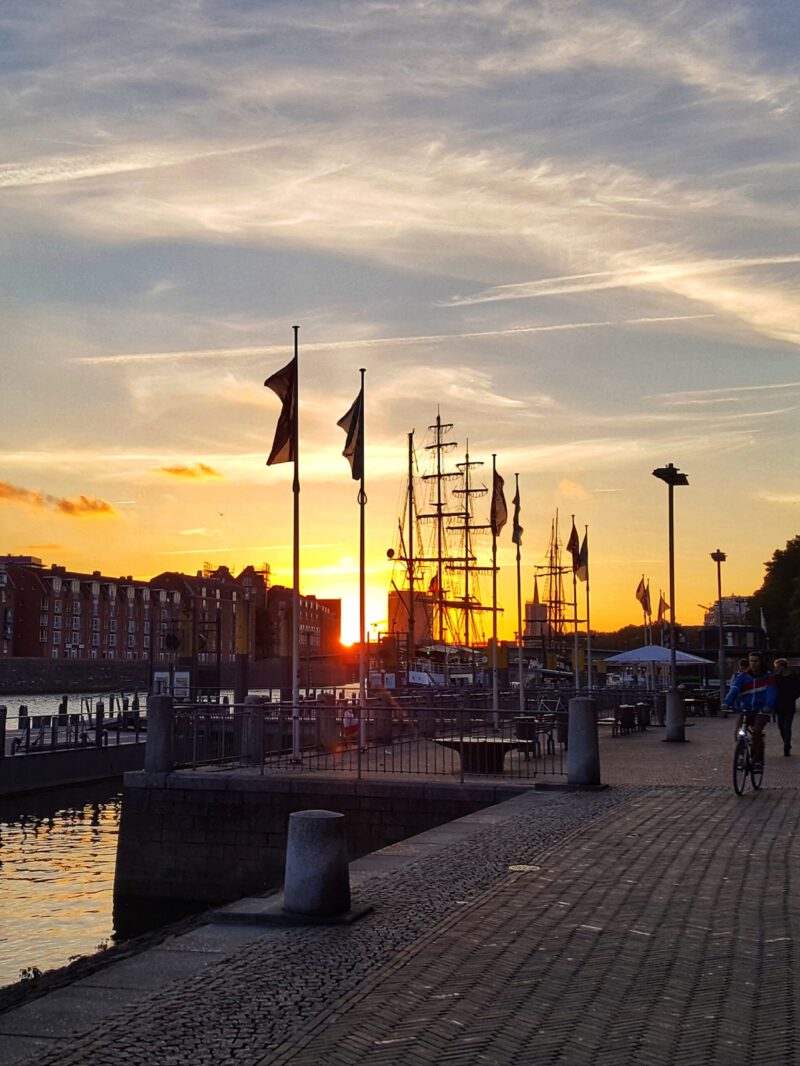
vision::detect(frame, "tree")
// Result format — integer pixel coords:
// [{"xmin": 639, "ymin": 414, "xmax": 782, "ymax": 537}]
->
[{"xmin": 751, "ymin": 535, "xmax": 800, "ymax": 652}]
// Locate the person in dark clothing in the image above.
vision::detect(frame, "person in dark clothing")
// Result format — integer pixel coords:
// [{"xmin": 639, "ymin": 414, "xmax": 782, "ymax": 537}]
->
[{"xmin": 773, "ymin": 658, "xmax": 800, "ymax": 756}]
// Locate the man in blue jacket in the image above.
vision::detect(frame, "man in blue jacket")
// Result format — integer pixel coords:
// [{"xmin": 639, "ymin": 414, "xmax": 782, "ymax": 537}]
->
[{"xmin": 725, "ymin": 651, "xmax": 776, "ymax": 771}]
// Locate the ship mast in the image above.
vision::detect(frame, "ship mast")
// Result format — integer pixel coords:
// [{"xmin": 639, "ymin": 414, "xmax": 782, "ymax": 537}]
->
[{"xmin": 450, "ymin": 442, "xmax": 493, "ymax": 647}]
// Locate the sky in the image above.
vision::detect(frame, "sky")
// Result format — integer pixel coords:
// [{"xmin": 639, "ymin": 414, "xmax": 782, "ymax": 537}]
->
[{"xmin": 1, "ymin": 0, "xmax": 799, "ymax": 644}]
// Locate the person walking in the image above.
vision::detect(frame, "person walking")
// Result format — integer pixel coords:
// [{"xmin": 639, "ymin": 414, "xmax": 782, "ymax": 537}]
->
[
  {"xmin": 725, "ymin": 651, "xmax": 776, "ymax": 771},
  {"xmin": 773, "ymin": 658, "xmax": 800, "ymax": 756}
]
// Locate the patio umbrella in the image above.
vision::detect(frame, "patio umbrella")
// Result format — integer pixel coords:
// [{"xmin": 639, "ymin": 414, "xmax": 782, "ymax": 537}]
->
[{"xmin": 604, "ymin": 644, "xmax": 714, "ymax": 666}]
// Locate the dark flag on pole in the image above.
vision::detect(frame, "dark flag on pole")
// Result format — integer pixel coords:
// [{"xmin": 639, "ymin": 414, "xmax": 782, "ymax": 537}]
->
[
  {"xmin": 490, "ymin": 470, "xmax": 508, "ymax": 536},
  {"xmin": 336, "ymin": 386, "xmax": 365, "ymax": 481},
  {"xmin": 512, "ymin": 486, "xmax": 523, "ymax": 546},
  {"xmin": 264, "ymin": 357, "xmax": 297, "ymax": 465},
  {"xmin": 577, "ymin": 532, "xmax": 588, "ymax": 582},
  {"xmin": 566, "ymin": 520, "xmax": 580, "ymax": 572}
]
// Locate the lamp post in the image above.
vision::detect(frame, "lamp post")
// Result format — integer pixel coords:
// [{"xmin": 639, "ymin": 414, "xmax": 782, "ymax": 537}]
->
[
  {"xmin": 652, "ymin": 462, "xmax": 689, "ymax": 742},
  {"xmin": 710, "ymin": 549, "xmax": 727, "ymax": 715}
]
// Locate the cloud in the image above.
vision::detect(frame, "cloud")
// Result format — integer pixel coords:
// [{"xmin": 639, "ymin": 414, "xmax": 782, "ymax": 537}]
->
[
  {"xmin": 178, "ymin": 528, "xmax": 220, "ymax": 536},
  {"xmin": 75, "ymin": 315, "xmax": 715, "ymax": 368},
  {"xmin": 159, "ymin": 463, "xmax": 222, "ymax": 479},
  {"xmin": 0, "ymin": 480, "xmax": 116, "ymax": 517},
  {"xmin": 558, "ymin": 479, "xmax": 590, "ymax": 500}
]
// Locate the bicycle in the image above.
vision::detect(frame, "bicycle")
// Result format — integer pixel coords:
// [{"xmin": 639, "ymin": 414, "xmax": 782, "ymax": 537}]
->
[{"xmin": 732, "ymin": 721, "xmax": 764, "ymax": 795}]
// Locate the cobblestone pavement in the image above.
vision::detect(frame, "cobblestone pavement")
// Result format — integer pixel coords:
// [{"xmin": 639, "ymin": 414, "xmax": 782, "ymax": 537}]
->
[{"xmin": 8, "ymin": 715, "xmax": 800, "ymax": 1066}]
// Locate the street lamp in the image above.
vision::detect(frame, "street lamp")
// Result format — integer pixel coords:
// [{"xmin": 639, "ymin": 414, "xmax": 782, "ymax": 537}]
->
[
  {"xmin": 652, "ymin": 462, "xmax": 689, "ymax": 742},
  {"xmin": 710, "ymin": 549, "xmax": 727, "ymax": 715}
]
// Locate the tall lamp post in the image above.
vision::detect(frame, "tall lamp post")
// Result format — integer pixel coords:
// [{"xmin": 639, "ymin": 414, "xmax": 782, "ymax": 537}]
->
[
  {"xmin": 710, "ymin": 549, "xmax": 727, "ymax": 715},
  {"xmin": 652, "ymin": 462, "xmax": 689, "ymax": 742}
]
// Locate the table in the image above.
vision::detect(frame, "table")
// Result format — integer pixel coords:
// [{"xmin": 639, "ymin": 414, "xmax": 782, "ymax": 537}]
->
[{"xmin": 434, "ymin": 735, "xmax": 532, "ymax": 774}]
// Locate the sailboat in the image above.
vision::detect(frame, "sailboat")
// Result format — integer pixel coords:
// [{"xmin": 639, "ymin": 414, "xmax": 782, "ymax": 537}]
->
[
  {"xmin": 523, "ymin": 511, "xmax": 573, "ymax": 680},
  {"xmin": 387, "ymin": 412, "xmax": 497, "ymax": 687}
]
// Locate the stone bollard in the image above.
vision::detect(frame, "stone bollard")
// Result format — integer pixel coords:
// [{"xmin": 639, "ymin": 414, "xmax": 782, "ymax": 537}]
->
[
  {"xmin": 283, "ymin": 810, "xmax": 351, "ymax": 917},
  {"xmin": 242, "ymin": 695, "xmax": 266, "ymax": 766},
  {"xmin": 665, "ymin": 689, "xmax": 686, "ymax": 743},
  {"xmin": 567, "ymin": 696, "xmax": 601, "ymax": 787},
  {"xmin": 144, "ymin": 695, "xmax": 174, "ymax": 772}
]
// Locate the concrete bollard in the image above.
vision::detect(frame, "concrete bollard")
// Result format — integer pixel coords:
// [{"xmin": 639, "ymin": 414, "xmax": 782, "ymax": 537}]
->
[
  {"xmin": 144, "ymin": 695, "xmax": 174, "ymax": 772},
  {"xmin": 567, "ymin": 696, "xmax": 601, "ymax": 787},
  {"xmin": 283, "ymin": 810, "xmax": 351, "ymax": 917},
  {"xmin": 242, "ymin": 695, "xmax": 266, "ymax": 765},
  {"xmin": 665, "ymin": 689, "xmax": 686, "ymax": 742}
]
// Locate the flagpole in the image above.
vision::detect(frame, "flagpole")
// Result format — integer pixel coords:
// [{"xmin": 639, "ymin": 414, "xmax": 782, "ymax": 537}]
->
[
  {"xmin": 584, "ymin": 524, "xmax": 592, "ymax": 691},
  {"xmin": 515, "ymin": 474, "xmax": 524, "ymax": 715},
  {"xmin": 572, "ymin": 514, "xmax": 579, "ymax": 692},
  {"xmin": 358, "ymin": 369, "xmax": 367, "ymax": 727},
  {"xmin": 491, "ymin": 454, "xmax": 499, "ymax": 730},
  {"xmin": 291, "ymin": 325, "xmax": 301, "ymax": 761}
]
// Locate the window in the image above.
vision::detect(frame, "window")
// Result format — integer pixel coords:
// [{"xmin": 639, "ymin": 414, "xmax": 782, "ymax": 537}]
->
[
  {"xmin": 53, "ymin": 615, "xmax": 62, "ymax": 630},
  {"xmin": 109, "ymin": 619, "xmax": 117, "ymax": 632},
  {"xmin": 109, "ymin": 635, "xmax": 117, "ymax": 647},
  {"xmin": 54, "ymin": 601, "xmax": 62, "ymax": 614},
  {"xmin": 40, "ymin": 628, "xmax": 48, "ymax": 643},
  {"xmin": 127, "ymin": 634, "xmax": 135, "ymax": 648},
  {"xmin": 128, "ymin": 620, "xmax": 136, "ymax": 633},
  {"xmin": 92, "ymin": 617, "xmax": 99, "ymax": 631},
  {"xmin": 72, "ymin": 601, "xmax": 81, "ymax": 615},
  {"xmin": 40, "ymin": 597, "xmax": 48, "ymax": 609},
  {"xmin": 143, "ymin": 635, "xmax": 150, "ymax": 649},
  {"xmin": 52, "ymin": 631, "xmax": 60, "ymax": 644},
  {"xmin": 92, "ymin": 633, "xmax": 99, "ymax": 646},
  {"xmin": 40, "ymin": 613, "xmax": 49, "ymax": 626},
  {"xmin": 71, "ymin": 580, "xmax": 80, "ymax": 594},
  {"xmin": 90, "ymin": 649, "xmax": 98, "ymax": 660}
]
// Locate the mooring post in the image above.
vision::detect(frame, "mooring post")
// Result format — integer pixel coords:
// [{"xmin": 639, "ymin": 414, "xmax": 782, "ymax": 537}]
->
[
  {"xmin": 0, "ymin": 705, "xmax": 6, "ymax": 760},
  {"xmin": 144, "ymin": 695, "xmax": 174, "ymax": 773},
  {"xmin": 567, "ymin": 695, "xmax": 601, "ymax": 787},
  {"xmin": 283, "ymin": 810, "xmax": 351, "ymax": 917},
  {"xmin": 242, "ymin": 694, "xmax": 265, "ymax": 767}
]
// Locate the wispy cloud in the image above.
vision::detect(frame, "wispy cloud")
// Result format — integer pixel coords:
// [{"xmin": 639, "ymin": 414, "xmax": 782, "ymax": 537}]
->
[
  {"xmin": 74, "ymin": 315, "xmax": 714, "ymax": 368},
  {"xmin": 159, "ymin": 463, "xmax": 222, "ymax": 479},
  {"xmin": 0, "ymin": 480, "xmax": 116, "ymax": 517}
]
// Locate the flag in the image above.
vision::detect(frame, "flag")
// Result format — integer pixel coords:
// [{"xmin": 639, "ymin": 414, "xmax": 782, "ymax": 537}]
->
[
  {"xmin": 642, "ymin": 581, "xmax": 651, "ymax": 617},
  {"xmin": 576, "ymin": 533, "xmax": 588, "ymax": 582},
  {"xmin": 760, "ymin": 608, "xmax": 768, "ymax": 637},
  {"xmin": 429, "ymin": 574, "xmax": 440, "ymax": 594},
  {"xmin": 264, "ymin": 357, "xmax": 297, "ymax": 465},
  {"xmin": 566, "ymin": 521, "xmax": 580, "ymax": 572},
  {"xmin": 512, "ymin": 487, "xmax": 523, "ymax": 546},
  {"xmin": 657, "ymin": 593, "xmax": 669, "ymax": 625},
  {"xmin": 635, "ymin": 577, "xmax": 646, "ymax": 606},
  {"xmin": 490, "ymin": 470, "xmax": 508, "ymax": 536},
  {"xmin": 336, "ymin": 386, "xmax": 364, "ymax": 481}
]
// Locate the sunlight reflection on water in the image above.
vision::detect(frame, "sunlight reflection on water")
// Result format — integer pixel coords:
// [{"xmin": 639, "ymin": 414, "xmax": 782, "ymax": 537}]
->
[{"xmin": 0, "ymin": 783, "xmax": 121, "ymax": 987}]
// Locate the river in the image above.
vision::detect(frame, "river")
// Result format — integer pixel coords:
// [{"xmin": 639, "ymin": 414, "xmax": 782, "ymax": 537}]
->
[{"xmin": 0, "ymin": 781, "xmax": 122, "ymax": 988}]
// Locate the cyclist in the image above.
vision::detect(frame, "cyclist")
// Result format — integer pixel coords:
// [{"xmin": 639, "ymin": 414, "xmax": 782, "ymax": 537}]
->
[{"xmin": 724, "ymin": 651, "xmax": 776, "ymax": 771}]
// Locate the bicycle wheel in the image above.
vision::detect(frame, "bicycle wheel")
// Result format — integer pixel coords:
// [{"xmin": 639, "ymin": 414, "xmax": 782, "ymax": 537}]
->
[
  {"xmin": 733, "ymin": 740, "xmax": 748, "ymax": 795},
  {"xmin": 751, "ymin": 756, "xmax": 764, "ymax": 791}
]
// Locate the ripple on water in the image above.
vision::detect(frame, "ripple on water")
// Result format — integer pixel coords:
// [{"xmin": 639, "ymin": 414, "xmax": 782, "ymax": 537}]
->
[{"xmin": 0, "ymin": 783, "xmax": 122, "ymax": 987}]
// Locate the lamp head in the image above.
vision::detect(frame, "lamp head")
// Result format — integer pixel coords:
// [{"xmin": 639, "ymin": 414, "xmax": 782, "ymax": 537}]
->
[
  {"xmin": 652, "ymin": 462, "xmax": 689, "ymax": 487},
  {"xmin": 710, "ymin": 549, "xmax": 726, "ymax": 564}
]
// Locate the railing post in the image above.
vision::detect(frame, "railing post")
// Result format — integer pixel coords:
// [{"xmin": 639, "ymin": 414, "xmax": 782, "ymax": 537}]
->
[
  {"xmin": 0, "ymin": 705, "xmax": 6, "ymax": 760},
  {"xmin": 243, "ymin": 695, "xmax": 265, "ymax": 767},
  {"xmin": 145, "ymin": 695, "xmax": 174, "ymax": 773},
  {"xmin": 95, "ymin": 701, "xmax": 105, "ymax": 749}
]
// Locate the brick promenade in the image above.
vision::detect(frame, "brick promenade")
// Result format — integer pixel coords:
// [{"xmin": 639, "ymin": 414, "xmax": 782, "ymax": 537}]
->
[{"xmin": 3, "ymin": 715, "xmax": 800, "ymax": 1066}]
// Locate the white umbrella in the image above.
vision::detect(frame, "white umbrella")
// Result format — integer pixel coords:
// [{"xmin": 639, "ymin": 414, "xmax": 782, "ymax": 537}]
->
[{"xmin": 604, "ymin": 644, "xmax": 714, "ymax": 666}]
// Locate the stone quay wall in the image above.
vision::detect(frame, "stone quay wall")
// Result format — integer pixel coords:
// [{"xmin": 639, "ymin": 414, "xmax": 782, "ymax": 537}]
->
[
  {"xmin": 114, "ymin": 772, "xmax": 526, "ymax": 907},
  {"xmin": 0, "ymin": 658, "xmax": 150, "ymax": 696}
]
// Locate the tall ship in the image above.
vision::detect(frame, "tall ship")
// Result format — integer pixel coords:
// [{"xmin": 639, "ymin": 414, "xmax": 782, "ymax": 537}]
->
[
  {"xmin": 386, "ymin": 412, "xmax": 496, "ymax": 687},
  {"xmin": 524, "ymin": 511, "xmax": 574, "ymax": 677}
]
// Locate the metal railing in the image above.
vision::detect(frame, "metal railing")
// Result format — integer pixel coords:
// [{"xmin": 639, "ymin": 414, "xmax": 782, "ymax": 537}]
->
[
  {"xmin": 169, "ymin": 693, "xmax": 569, "ymax": 781},
  {"xmin": 0, "ymin": 704, "xmax": 147, "ymax": 756}
]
